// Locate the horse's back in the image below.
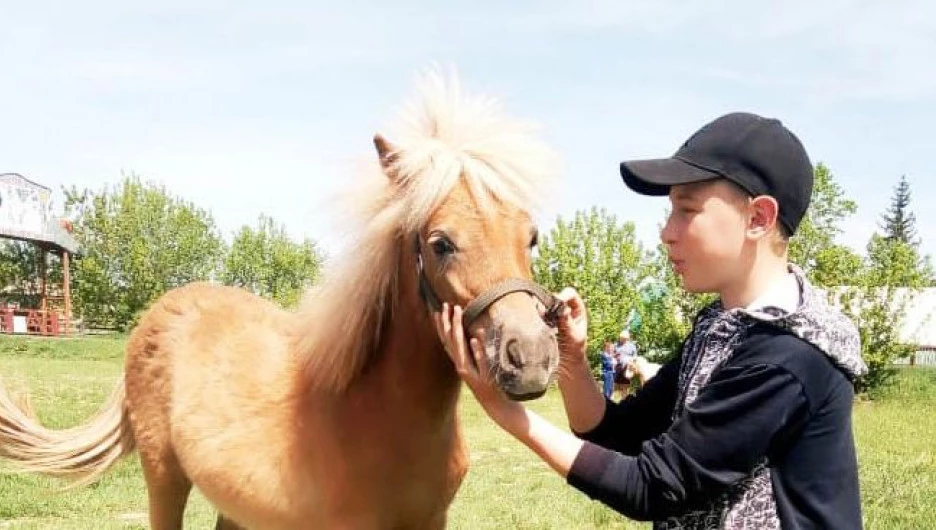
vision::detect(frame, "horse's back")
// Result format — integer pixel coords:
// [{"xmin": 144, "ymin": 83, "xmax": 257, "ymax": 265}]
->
[
  {"xmin": 126, "ymin": 282, "xmax": 294, "ymax": 381},
  {"xmin": 124, "ymin": 283, "xmax": 309, "ymax": 525}
]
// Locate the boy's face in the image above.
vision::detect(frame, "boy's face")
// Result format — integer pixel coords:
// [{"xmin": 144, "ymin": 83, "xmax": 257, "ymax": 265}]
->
[{"xmin": 661, "ymin": 179, "xmax": 752, "ymax": 293}]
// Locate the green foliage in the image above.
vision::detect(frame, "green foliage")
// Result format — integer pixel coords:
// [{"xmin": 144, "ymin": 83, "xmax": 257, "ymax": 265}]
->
[
  {"xmin": 0, "ymin": 241, "xmax": 67, "ymax": 308},
  {"xmin": 879, "ymin": 175, "xmax": 918, "ymax": 245},
  {"xmin": 222, "ymin": 214, "xmax": 323, "ymax": 308},
  {"xmin": 0, "ymin": 241, "xmax": 37, "ymax": 296},
  {"xmin": 63, "ymin": 175, "xmax": 225, "ymax": 330},
  {"xmin": 833, "ymin": 285, "xmax": 908, "ymax": 394},
  {"xmin": 634, "ymin": 244, "xmax": 710, "ymax": 362},
  {"xmin": 788, "ymin": 163, "xmax": 858, "ymax": 282},
  {"xmin": 864, "ymin": 233, "xmax": 933, "ymax": 289},
  {"xmin": 533, "ymin": 207, "xmax": 649, "ymax": 370},
  {"xmin": 842, "ymin": 235, "xmax": 936, "ymax": 393},
  {"xmin": 809, "ymin": 244, "xmax": 864, "ymax": 288}
]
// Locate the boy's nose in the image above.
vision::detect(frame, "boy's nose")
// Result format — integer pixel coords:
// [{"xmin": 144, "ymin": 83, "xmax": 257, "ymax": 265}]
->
[{"xmin": 660, "ymin": 220, "xmax": 677, "ymax": 245}]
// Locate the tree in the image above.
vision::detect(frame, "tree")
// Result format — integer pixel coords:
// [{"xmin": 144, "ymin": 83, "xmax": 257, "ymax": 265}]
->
[
  {"xmin": 788, "ymin": 163, "xmax": 858, "ymax": 283},
  {"xmin": 839, "ymin": 234, "xmax": 932, "ymax": 394},
  {"xmin": 879, "ymin": 175, "xmax": 918, "ymax": 245},
  {"xmin": 223, "ymin": 214, "xmax": 323, "ymax": 308},
  {"xmin": 864, "ymin": 234, "xmax": 933, "ymax": 289},
  {"xmin": 633, "ymin": 243, "xmax": 709, "ymax": 362},
  {"xmin": 64, "ymin": 175, "xmax": 225, "ymax": 330},
  {"xmin": 533, "ymin": 207, "xmax": 649, "ymax": 371},
  {"xmin": 809, "ymin": 245, "xmax": 864, "ymax": 288},
  {"xmin": 0, "ymin": 241, "xmax": 44, "ymax": 306}
]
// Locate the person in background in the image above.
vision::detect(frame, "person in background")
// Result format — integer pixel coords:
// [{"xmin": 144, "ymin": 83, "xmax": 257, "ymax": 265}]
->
[
  {"xmin": 599, "ymin": 340, "xmax": 616, "ymax": 399},
  {"xmin": 613, "ymin": 330, "xmax": 636, "ymax": 399}
]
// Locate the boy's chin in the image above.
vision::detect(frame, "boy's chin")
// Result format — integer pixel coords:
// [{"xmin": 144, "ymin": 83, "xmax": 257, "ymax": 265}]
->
[
  {"xmin": 677, "ymin": 275, "xmax": 714, "ymax": 294},
  {"xmin": 682, "ymin": 283, "xmax": 707, "ymax": 294}
]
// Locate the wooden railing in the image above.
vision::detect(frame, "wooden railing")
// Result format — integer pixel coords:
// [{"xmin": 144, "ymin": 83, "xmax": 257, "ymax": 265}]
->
[{"xmin": 0, "ymin": 307, "xmax": 65, "ymax": 336}]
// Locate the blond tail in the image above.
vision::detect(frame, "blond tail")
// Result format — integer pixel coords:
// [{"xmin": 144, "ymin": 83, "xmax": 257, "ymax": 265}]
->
[{"xmin": 0, "ymin": 377, "xmax": 135, "ymax": 487}]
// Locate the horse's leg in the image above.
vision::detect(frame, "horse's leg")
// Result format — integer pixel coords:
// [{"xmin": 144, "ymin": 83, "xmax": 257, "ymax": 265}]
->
[
  {"xmin": 140, "ymin": 455, "xmax": 192, "ymax": 530},
  {"xmin": 215, "ymin": 515, "xmax": 247, "ymax": 530},
  {"xmin": 123, "ymin": 309, "xmax": 194, "ymax": 529}
]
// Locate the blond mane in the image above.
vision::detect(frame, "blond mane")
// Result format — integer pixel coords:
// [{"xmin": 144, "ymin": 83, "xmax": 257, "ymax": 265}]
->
[{"xmin": 295, "ymin": 69, "xmax": 558, "ymax": 392}]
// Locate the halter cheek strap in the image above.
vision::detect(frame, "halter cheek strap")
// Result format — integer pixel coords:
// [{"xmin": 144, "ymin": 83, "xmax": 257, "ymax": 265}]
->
[
  {"xmin": 414, "ymin": 237, "xmax": 564, "ymax": 328},
  {"xmin": 414, "ymin": 238, "xmax": 443, "ymax": 313}
]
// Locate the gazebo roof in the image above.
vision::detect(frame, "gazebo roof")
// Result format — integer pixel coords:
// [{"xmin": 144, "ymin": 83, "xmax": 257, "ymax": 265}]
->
[{"xmin": 0, "ymin": 173, "xmax": 79, "ymax": 254}]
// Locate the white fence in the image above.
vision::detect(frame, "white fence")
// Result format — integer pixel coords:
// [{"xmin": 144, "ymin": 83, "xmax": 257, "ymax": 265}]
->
[{"xmin": 894, "ymin": 350, "xmax": 936, "ymax": 367}]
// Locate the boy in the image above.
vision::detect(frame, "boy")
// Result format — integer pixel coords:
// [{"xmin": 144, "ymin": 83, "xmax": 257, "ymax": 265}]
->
[{"xmin": 434, "ymin": 112, "xmax": 867, "ymax": 529}]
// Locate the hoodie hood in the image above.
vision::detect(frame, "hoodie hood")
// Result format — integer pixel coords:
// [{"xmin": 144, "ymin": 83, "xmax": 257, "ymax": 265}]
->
[{"xmin": 740, "ymin": 264, "xmax": 867, "ymax": 381}]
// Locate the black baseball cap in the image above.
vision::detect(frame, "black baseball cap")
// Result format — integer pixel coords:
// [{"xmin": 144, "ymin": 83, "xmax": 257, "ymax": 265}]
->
[{"xmin": 619, "ymin": 112, "xmax": 814, "ymax": 235}]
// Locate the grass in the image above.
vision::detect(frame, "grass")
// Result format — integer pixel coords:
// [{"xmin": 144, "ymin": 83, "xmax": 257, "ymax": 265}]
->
[
  {"xmin": 853, "ymin": 367, "xmax": 936, "ymax": 530},
  {"xmin": 1, "ymin": 336, "xmax": 935, "ymax": 529}
]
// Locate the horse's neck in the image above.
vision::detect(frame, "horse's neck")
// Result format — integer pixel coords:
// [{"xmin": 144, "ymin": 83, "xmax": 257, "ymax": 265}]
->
[{"xmin": 361, "ymin": 248, "xmax": 461, "ymax": 416}]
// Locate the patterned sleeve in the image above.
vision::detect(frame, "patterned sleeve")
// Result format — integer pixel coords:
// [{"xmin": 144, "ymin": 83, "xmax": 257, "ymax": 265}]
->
[{"xmin": 573, "ymin": 358, "xmax": 680, "ymax": 455}]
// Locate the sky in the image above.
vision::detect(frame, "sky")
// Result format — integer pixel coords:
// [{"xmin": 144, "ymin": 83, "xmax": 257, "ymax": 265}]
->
[{"xmin": 3, "ymin": 1, "xmax": 934, "ymax": 260}]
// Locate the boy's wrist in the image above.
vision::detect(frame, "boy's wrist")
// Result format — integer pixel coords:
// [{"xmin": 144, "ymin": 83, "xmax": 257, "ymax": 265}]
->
[
  {"xmin": 560, "ymin": 343, "xmax": 588, "ymax": 366},
  {"xmin": 557, "ymin": 355, "xmax": 592, "ymax": 383},
  {"xmin": 490, "ymin": 400, "xmax": 528, "ymax": 437}
]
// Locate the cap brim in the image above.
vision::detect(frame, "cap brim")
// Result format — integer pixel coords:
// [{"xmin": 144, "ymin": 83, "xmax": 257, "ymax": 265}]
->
[{"xmin": 620, "ymin": 157, "xmax": 722, "ymax": 196}]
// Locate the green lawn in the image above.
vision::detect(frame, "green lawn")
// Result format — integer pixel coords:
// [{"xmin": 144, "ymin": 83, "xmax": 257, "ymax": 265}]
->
[{"xmin": 1, "ymin": 336, "xmax": 934, "ymax": 529}]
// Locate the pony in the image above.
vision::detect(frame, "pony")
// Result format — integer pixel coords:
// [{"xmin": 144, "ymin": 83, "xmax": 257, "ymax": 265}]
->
[
  {"xmin": 626, "ymin": 355, "xmax": 662, "ymax": 386},
  {"xmin": 0, "ymin": 70, "xmax": 562, "ymax": 529}
]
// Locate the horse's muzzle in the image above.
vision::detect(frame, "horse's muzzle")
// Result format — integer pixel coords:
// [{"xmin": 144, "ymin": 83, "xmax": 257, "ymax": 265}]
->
[{"xmin": 494, "ymin": 327, "xmax": 558, "ymax": 400}]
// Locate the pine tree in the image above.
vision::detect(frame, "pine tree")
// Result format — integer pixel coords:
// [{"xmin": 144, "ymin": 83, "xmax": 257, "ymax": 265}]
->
[{"xmin": 879, "ymin": 175, "xmax": 918, "ymax": 245}]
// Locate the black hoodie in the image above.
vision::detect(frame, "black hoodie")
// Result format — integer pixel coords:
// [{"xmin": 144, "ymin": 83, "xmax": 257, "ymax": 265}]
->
[{"xmin": 567, "ymin": 266, "xmax": 867, "ymax": 529}]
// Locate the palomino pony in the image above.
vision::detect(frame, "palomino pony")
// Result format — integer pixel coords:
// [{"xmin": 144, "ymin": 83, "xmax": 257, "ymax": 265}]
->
[{"xmin": 0, "ymin": 72, "xmax": 562, "ymax": 529}]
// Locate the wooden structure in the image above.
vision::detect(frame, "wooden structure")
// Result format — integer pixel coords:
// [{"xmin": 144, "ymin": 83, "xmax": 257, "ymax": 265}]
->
[{"xmin": 0, "ymin": 173, "xmax": 79, "ymax": 335}]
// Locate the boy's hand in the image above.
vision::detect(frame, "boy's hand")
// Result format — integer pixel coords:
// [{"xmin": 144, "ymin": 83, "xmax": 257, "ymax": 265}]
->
[
  {"xmin": 433, "ymin": 303, "xmax": 523, "ymax": 427},
  {"xmin": 555, "ymin": 287, "xmax": 588, "ymax": 366}
]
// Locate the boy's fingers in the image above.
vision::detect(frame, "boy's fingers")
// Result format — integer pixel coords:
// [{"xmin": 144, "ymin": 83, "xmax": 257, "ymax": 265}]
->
[
  {"xmin": 555, "ymin": 287, "xmax": 578, "ymax": 305},
  {"xmin": 452, "ymin": 305, "xmax": 464, "ymax": 350},
  {"xmin": 433, "ymin": 310, "xmax": 445, "ymax": 339},
  {"xmin": 440, "ymin": 303, "xmax": 451, "ymax": 337},
  {"xmin": 555, "ymin": 288, "xmax": 585, "ymax": 318},
  {"xmin": 470, "ymin": 328, "xmax": 488, "ymax": 370},
  {"xmin": 469, "ymin": 338, "xmax": 484, "ymax": 372}
]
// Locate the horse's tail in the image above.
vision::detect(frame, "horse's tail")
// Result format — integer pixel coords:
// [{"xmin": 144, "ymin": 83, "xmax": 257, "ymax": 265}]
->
[{"xmin": 0, "ymin": 376, "xmax": 135, "ymax": 487}]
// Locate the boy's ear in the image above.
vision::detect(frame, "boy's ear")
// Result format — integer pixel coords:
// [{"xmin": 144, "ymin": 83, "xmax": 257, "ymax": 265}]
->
[{"xmin": 748, "ymin": 195, "xmax": 779, "ymax": 238}]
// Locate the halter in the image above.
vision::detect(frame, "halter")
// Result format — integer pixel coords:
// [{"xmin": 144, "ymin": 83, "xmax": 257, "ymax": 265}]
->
[{"xmin": 414, "ymin": 237, "xmax": 564, "ymax": 328}]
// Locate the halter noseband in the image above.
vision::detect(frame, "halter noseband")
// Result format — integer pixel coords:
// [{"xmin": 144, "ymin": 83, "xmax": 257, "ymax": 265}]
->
[{"xmin": 415, "ymin": 237, "xmax": 564, "ymax": 328}]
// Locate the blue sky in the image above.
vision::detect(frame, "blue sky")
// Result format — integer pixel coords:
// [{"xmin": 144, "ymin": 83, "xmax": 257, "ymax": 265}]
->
[{"xmin": 3, "ymin": 1, "xmax": 934, "ymax": 260}]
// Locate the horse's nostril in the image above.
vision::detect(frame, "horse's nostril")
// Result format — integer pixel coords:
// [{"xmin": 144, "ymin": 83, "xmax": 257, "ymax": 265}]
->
[{"xmin": 506, "ymin": 338, "xmax": 523, "ymax": 368}]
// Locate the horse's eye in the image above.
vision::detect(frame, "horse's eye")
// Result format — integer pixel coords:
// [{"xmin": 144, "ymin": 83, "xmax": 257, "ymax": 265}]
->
[
  {"xmin": 430, "ymin": 237, "xmax": 456, "ymax": 257},
  {"xmin": 529, "ymin": 229, "xmax": 539, "ymax": 248}
]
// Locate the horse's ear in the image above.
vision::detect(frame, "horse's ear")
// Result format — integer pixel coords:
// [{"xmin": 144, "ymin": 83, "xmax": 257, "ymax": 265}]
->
[{"xmin": 373, "ymin": 134, "xmax": 399, "ymax": 177}]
